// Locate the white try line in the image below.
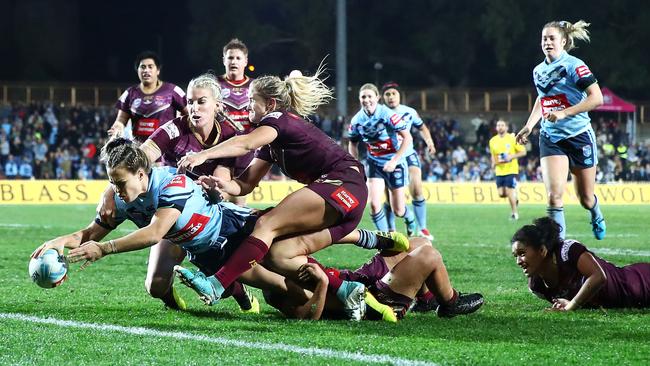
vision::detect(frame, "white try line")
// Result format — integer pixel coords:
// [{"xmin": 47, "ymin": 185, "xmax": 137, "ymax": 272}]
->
[
  {"xmin": 461, "ymin": 243, "xmax": 650, "ymax": 257},
  {"xmin": 0, "ymin": 313, "xmax": 437, "ymax": 366}
]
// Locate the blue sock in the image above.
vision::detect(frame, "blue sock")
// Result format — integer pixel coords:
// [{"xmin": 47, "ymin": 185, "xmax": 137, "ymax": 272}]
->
[
  {"xmin": 354, "ymin": 229, "xmax": 378, "ymax": 249},
  {"xmin": 371, "ymin": 210, "xmax": 389, "ymax": 231},
  {"xmin": 412, "ymin": 198, "xmax": 427, "ymax": 230},
  {"xmin": 547, "ymin": 206, "xmax": 566, "ymax": 239},
  {"xmin": 384, "ymin": 202, "xmax": 396, "ymax": 231},
  {"xmin": 589, "ymin": 195, "xmax": 604, "ymax": 222},
  {"xmin": 397, "ymin": 206, "xmax": 417, "ymax": 235}
]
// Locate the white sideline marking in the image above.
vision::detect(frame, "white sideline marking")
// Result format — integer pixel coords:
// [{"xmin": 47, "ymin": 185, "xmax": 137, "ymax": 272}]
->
[
  {"xmin": 0, "ymin": 313, "xmax": 437, "ymax": 366},
  {"xmin": 0, "ymin": 223, "xmax": 131, "ymax": 233}
]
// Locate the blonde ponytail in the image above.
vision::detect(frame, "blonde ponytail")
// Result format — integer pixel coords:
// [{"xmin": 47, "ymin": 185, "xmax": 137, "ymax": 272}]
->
[{"xmin": 544, "ymin": 20, "xmax": 591, "ymax": 52}]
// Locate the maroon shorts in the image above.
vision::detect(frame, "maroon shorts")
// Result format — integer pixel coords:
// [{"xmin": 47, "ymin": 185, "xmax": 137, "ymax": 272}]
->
[
  {"xmin": 307, "ymin": 165, "xmax": 368, "ymax": 242},
  {"xmin": 372, "ymin": 281, "xmax": 413, "ymax": 320},
  {"xmin": 233, "ymin": 151, "xmax": 256, "ymax": 177},
  {"xmin": 339, "ymin": 254, "xmax": 389, "ymax": 287}
]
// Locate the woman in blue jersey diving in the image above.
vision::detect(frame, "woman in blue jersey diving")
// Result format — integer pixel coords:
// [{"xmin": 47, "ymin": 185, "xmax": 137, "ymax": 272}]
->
[
  {"xmin": 516, "ymin": 20, "xmax": 605, "ymax": 240},
  {"xmin": 32, "ymin": 138, "xmax": 399, "ymax": 320}
]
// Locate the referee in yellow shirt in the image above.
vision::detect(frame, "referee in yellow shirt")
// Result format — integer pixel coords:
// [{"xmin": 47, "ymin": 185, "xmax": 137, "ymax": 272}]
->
[{"xmin": 489, "ymin": 120, "xmax": 526, "ymax": 220}]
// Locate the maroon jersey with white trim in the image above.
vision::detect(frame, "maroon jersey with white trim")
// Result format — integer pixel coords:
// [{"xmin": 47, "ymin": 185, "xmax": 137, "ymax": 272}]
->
[
  {"xmin": 149, "ymin": 116, "xmax": 237, "ymax": 176},
  {"xmin": 529, "ymin": 239, "xmax": 650, "ymax": 308},
  {"xmin": 116, "ymin": 82, "xmax": 186, "ymax": 142},
  {"xmin": 254, "ymin": 111, "xmax": 360, "ymax": 184},
  {"xmin": 217, "ymin": 75, "xmax": 253, "ymax": 133}
]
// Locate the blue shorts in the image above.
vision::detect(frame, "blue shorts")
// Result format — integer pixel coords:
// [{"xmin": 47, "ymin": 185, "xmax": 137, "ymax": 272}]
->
[
  {"xmin": 405, "ymin": 152, "xmax": 421, "ymax": 168},
  {"xmin": 366, "ymin": 158, "xmax": 409, "ymax": 189},
  {"xmin": 496, "ymin": 174, "xmax": 517, "ymax": 189},
  {"xmin": 187, "ymin": 203, "xmax": 257, "ymax": 276},
  {"xmin": 540, "ymin": 129, "xmax": 598, "ymax": 169}
]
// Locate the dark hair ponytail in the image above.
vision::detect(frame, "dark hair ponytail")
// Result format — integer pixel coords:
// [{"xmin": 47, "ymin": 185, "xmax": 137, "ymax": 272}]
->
[
  {"xmin": 511, "ymin": 217, "xmax": 562, "ymax": 252},
  {"xmin": 100, "ymin": 138, "xmax": 150, "ymax": 174}
]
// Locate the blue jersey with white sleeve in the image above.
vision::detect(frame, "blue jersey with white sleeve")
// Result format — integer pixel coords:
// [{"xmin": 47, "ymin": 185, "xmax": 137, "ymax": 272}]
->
[
  {"xmin": 348, "ymin": 104, "xmax": 408, "ymax": 165},
  {"xmin": 389, "ymin": 104, "xmax": 423, "ymax": 157},
  {"xmin": 95, "ymin": 167, "xmax": 253, "ymax": 254},
  {"xmin": 533, "ymin": 51, "xmax": 598, "ymax": 143}
]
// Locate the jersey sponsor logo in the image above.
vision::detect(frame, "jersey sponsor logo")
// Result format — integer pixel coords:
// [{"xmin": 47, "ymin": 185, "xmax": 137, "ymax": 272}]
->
[
  {"xmin": 162, "ymin": 121, "xmax": 180, "ymax": 139},
  {"xmin": 164, "ymin": 175, "xmax": 186, "ymax": 189},
  {"xmin": 540, "ymin": 94, "xmax": 571, "ymax": 115},
  {"xmin": 575, "ymin": 65, "xmax": 592, "ymax": 78},
  {"xmin": 367, "ymin": 139, "xmax": 397, "ymax": 156},
  {"xmin": 166, "ymin": 213, "xmax": 210, "ymax": 243},
  {"xmin": 135, "ymin": 118, "xmax": 160, "ymax": 136},
  {"xmin": 330, "ymin": 187, "xmax": 359, "ymax": 213},
  {"xmin": 221, "ymin": 88, "xmax": 231, "ymax": 99},
  {"xmin": 582, "ymin": 144, "xmax": 592, "ymax": 157},
  {"xmin": 133, "ymin": 98, "xmax": 142, "ymax": 108},
  {"xmin": 389, "ymin": 114, "xmax": 402, "ymax": 126}
]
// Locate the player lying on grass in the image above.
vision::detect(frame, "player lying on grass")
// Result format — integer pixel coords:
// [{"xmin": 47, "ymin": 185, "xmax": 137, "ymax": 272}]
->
[
  {"xmin": 263, "ymin": 237, "xmax": 484, "ymax": 321},
  {"xmin": 512, "ymin": 217, "xmax": 650, "ymax": 310},
  {"xmin": 33, "ymin": 138, "xmax": 406, "ymax": 320}
]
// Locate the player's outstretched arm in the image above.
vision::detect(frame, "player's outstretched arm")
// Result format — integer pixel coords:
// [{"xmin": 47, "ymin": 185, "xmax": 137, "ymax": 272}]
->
[
  {"xmin": 108, "ymin": 110, "xmax": 130, "ymax": 138},
  {"xmin": 294, "ymin": 263, "xmax": 328, "ymax": 320},
  {"xmin": 32, "ymin": 221, "xmax": 111, "ymax": 258},
  {"xmin": 67, "ymin": 208, "xmax": 180, "ymax": 266}
]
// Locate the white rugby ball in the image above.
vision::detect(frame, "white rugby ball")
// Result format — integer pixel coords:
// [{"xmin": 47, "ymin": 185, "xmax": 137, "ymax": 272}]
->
[{"xmin": 29, "ymin": 249, "xmax": 68, "ymax": 288}]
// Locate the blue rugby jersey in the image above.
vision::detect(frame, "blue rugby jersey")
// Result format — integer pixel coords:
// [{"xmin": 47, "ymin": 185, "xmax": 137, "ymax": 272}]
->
[
  {"xmin": 533, "ymin": 51, "xmax": 598, "ymax": 143},
  {"xmin": 95, "ymin": 167, "xmax": 253, "ymax": 253},
  {"xmin": 348, "ymin": 104, "xmax": 409, "ymax": 165},
  {"xmin": 388, "ymin": 104, "xmax": 424, "ymax": 157}
]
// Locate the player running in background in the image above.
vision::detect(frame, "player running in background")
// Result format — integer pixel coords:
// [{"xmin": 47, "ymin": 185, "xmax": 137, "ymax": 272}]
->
[
  {"xmin": 516, "ymin": 20, "xmax": 605, "ymax": 240},
  {"xmin": 381, "ymin": 82, "xmax": 436, "ymax": 240},
  {"xmin": 265, "ymin": 237, "xmax": 484, "ymax": 321},
  {"xmin": 348, "ymin": 83, "xmax": 417, "ymax": 236},
  {"xmin": 108, "ymin": 51, "xmax": 187, "ymax": 142},
  {"xmin": 217, "ymin": 38, "xmax": 255, "ymax": 206},
  {"xmin": 175, "ymin": 67, "xmax": 408, "ymax": 320},
  {"xmin": 99, "ymin": 74, "xmax": 254, "ymax": 312},
  {"xmin": 512, "ymin": 217, "xmax": 650, "ymax": 310},
  {"xmin": 489, "ymin": 119, "xmax": 526, "ymax": 220}
]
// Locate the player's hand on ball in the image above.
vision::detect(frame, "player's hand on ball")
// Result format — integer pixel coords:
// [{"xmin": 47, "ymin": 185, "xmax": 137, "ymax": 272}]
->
[
  {"xmin": 31, "ymin": 240, "xmax": 64, "ymax": 259},
  {"xmin": 67, "ymin": 241, "xmax": 106, "ymax": 269},
  {"xmin": 515, "ymin": 127, "xmax": 530, "ymax": 145}
]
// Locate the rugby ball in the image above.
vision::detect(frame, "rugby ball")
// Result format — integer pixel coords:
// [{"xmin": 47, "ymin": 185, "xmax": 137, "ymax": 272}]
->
[{"xmin": 29, "ymin": 249, "xmax": 68, "ymax": 288}]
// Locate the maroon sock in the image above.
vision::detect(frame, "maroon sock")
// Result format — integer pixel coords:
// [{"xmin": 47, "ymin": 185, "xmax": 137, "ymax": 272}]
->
[
  {"xmin": 308, "ymin": 257, "xmax": 343, "ymax": 293},
  {"xmin": 417, "ymin": 290, "xmax": 436, "ymax": 303},
  {"xmin": 215, "ymin": 236, "xmax": 269, "ymax": 288},
  {"xmin": 441, "ymin": 289, "xmax": 459, "ymax": 306}
]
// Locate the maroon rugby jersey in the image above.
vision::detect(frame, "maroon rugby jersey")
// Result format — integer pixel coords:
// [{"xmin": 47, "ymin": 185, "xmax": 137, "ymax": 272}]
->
[
  {"xmin": 529, "ymin": 239, "xmax": 650, "ymax": 308},
  {"xmin": 116, "ymin": 82, "xmax": 186, "ymax": 142},
  {"xmin": 149, "ymin": 116, "xmax": 238, "ymax": 176},
  {"xmin": 254, "ymin": 111, "xmax": 360, "ymax": 184},
  {"xmin": 217, "ymin": 75, "xmax": 253, "ymax": 133}
]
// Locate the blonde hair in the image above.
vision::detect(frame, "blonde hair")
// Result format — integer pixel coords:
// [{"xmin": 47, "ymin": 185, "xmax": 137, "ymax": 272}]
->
[
  {"xmin": 544, "ymin": 20, "xmax": 591, "ymax": 52},
  {"xmin": 359, "ymin": 83, "xmax": 380, "ymax": 96},
  {"xmin": 187, "ymin": 73, "xmax": 222, "ymax": 102},
  {"xmin": 251, "ymin": 64, "xmax": 333, "ymax": 118}
]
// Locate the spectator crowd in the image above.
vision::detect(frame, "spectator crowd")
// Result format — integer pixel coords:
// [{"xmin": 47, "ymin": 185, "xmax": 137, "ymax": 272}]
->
[{"xmin": 1, "ymin": 101, "xmax": 648, "ymax": 183}]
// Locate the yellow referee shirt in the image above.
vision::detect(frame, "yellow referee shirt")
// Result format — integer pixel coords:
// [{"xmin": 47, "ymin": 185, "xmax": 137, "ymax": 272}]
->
[{"xmin": 489, "ymin": 133, "xmax": 525, "ymax": 176}]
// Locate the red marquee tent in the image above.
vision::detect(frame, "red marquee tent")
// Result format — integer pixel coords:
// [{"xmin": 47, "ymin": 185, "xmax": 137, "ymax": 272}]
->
[
  {"xmin": 595, "ymin": 87, "xmax": 637, "ymax": 143},
  {"xmin": 596, "ymin": 87, "xmax": 636, "ymax": 113}
]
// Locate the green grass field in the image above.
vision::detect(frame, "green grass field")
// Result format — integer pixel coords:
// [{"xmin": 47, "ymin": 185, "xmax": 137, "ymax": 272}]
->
[{"xmin": 1, "ymin": 204, "xmax": 649, "ymax": 365}]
